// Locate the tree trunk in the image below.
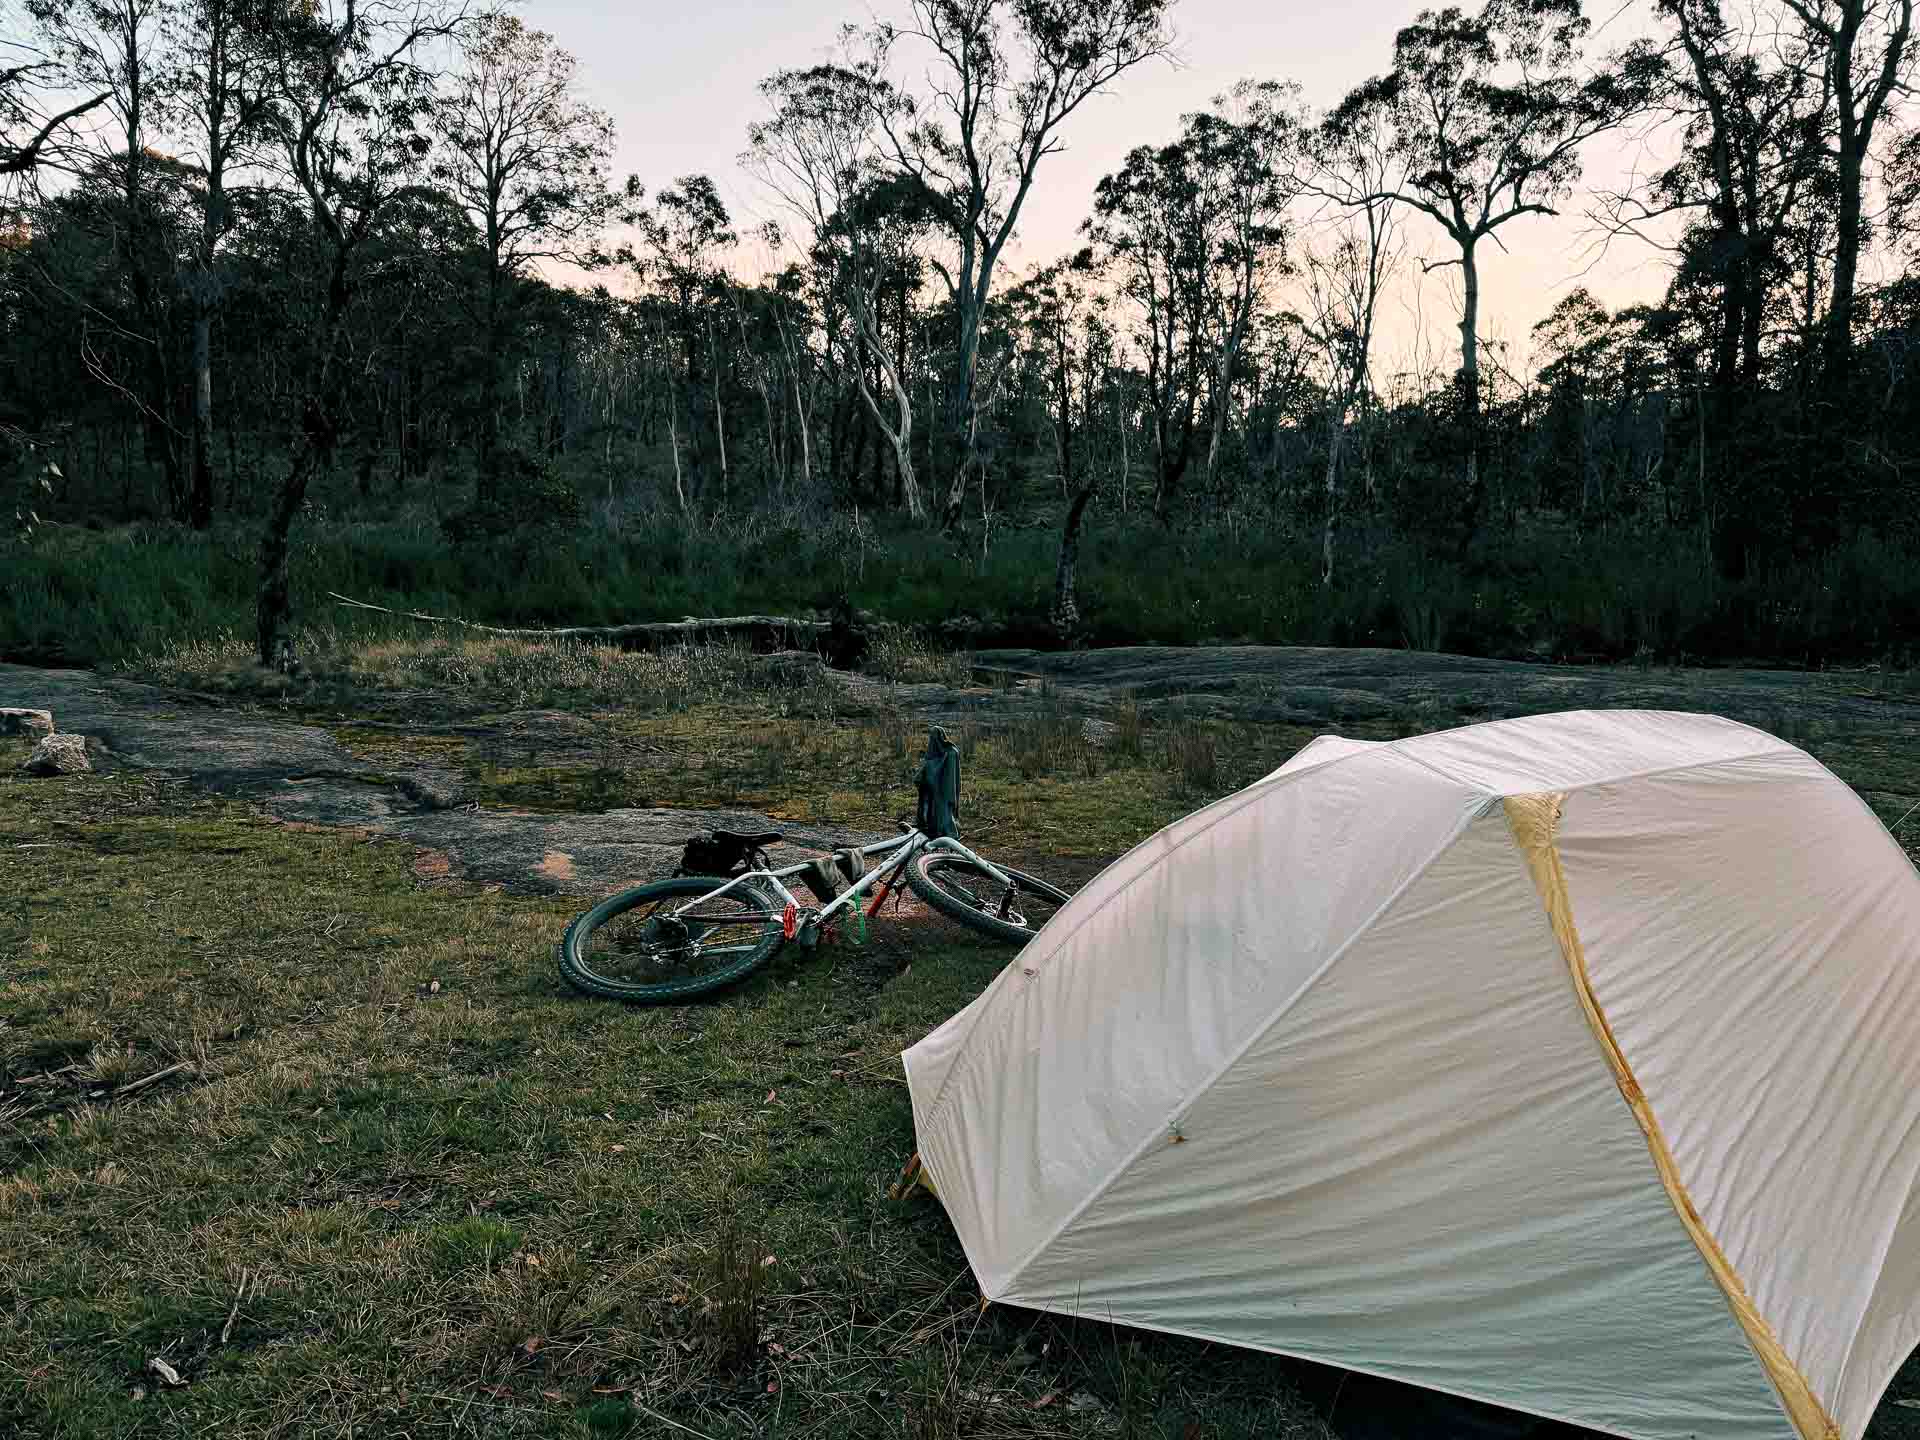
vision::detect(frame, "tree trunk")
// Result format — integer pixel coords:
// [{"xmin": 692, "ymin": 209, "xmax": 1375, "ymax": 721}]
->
[
  {"xmin": 794, "ymin": 366, "xmax": 812, "ymax": 494},
  {"xmin": 1052, "ymin": 483, "xmax": 1095, "ymax": 637},
  {"xmin": 257, "ymin": 249, "xmax": 350, "ymax": 667},
  {"xmin": 1457, "ymin": 236, "xmax": 1483, "ymax": 536},
  {"xmin": 188, "ymin": 86, "xmax": 226, "ymax": 533},
  {"xmin": 1827, "ymin": 140, "xmax": 1864, "ymax": 380},
  {"xmin": 708, "ymin": 317, "xmax": 729, "ymax": 507},
  {"xmin": 479, "ymin": 257, "xmax": 503, "ymax": 499},
  {"xmin": 1322, "ymin": 400, "xmax": 1345, "ymax": 586},
  {"xmin": 189, "ymin": 304, "xmax": 215, "ymax": 529},
  {"xmin": 854, "ymin": 299, "xmax": 922, "ymax": 520},
  {"xmin": 256, "ymin": 443, "xmax": 322, "ymax": 666},
  {"xmin": 1205, "ymin": 357, "xmax": 1230, "ymax": 495},
  {"xmin": 938, "ymin": 299, "xmax": 983, "ymax": 531},
  {"xmin": 666, "ymin": 371, "xmax": 688, "ymax": 513}
]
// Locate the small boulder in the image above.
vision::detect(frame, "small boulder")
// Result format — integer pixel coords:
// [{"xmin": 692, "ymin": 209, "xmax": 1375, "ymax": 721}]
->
[
  {"xmin": 21, "ymin": 732, "xmax": 90, "ymax": 776},
  {"xmin": 396, "ymin": 773, "xmax": 470, "ymax": 811},
  {"xmin": 752, "ymin": 649, "xmax": 828, "ymax": 685},
  {"xmin": 0, "ymin": 707, "xmax": 54, "ymax": 738}
]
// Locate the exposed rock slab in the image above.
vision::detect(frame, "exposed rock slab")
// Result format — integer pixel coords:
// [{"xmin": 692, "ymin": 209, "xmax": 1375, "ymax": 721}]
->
[
  {"xmin": 0, "ymin": 665, "xmax": 866, "ymax": 896},
  {"xmin": 8, "ymin": 648, "xmax": 1919, "ymax": 895}
]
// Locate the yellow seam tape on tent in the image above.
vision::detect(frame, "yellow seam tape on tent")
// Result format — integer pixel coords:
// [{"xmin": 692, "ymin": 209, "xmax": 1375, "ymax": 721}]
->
[{"xmin": 1503, "ymin": 792, "xmax": 1839, "ymax": 1440}]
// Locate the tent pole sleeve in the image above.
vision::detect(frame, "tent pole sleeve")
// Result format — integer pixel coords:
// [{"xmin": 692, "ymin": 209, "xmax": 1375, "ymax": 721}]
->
[{"xmin": 1503, "ymin": 792, "xmax": 1839, "ymax": 1440}]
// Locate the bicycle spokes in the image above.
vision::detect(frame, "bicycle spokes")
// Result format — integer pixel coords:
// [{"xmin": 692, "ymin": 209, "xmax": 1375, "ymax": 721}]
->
[{"xmin": 585, "ymin": 893, "xmax": 775, "ymax": 984}]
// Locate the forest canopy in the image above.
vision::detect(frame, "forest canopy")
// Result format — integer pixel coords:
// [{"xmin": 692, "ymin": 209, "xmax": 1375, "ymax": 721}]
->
[{"xmin": 4, "ymin": 0, "xmax": 1919, "ymax": 668}]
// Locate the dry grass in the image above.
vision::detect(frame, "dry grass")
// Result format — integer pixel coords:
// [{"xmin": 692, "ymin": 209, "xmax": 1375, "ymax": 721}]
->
[
  {"xmin": 862, "ymin": 630, "xmax": 975, "ymax": 687},
  {"xmin": 1163, "ymin": 718, "xmax": 1220, "ymax": 797},
  {"xmin": 119, "ymin": 628, "xmax": 849, "ymax": 721}
]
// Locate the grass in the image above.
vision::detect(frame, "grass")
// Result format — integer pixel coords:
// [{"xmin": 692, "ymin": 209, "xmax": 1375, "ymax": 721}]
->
[{"xmin": 0, "ymin": 728, "xmax": 1341, "ymax": 1440}]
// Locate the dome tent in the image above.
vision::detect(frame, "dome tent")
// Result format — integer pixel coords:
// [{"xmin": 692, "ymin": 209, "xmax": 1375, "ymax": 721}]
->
[{"xmin": 901, "ymin": 710, "xmax": 1920, "ymax": 1440}]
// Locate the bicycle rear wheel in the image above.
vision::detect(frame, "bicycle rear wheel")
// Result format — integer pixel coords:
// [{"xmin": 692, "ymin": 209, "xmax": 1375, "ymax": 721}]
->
[
  {"xmin": 906, "ymin": 852, "xmax": 1071, "ymax": 945},
  {"xmin": 558, "ymin": 876, "xmax": 786, "ymax": 1003}
]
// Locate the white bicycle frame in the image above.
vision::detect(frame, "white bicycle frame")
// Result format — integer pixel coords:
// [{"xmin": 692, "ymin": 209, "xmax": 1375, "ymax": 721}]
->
[{"xmin": 669, "ymin": 826, "xmax": 1016, "ymax": 935}]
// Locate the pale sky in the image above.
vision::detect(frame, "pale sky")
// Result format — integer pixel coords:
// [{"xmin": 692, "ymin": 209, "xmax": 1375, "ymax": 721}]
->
[{"xmin": 531, "ymin": 0, "xmax": 1679, "ymax": 378}]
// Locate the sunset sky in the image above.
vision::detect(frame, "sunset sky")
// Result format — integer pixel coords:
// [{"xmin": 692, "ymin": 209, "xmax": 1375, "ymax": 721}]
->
[{"xmin": 533, "ymin": 0, "xmax": 1679, "ymax": 378}]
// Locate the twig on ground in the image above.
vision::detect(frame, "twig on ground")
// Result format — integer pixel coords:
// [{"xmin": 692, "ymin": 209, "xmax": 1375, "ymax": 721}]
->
[
  {"xmin": 326, "ymin": 591, "xmax": 834, "ymax": 652},
  {"xmin": 114, "ymin": 1061, "xmax": 191, "ymax": 1097},
  {"xmin": 627, "ymin": 1399, "xmax": 720, "ymax": 1439},
  {"xmin": 221, "ymin": 1268, "xmax": 250, "ymax": 1345}
]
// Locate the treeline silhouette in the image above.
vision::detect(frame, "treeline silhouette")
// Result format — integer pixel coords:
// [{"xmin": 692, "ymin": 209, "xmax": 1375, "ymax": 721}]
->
[{"xmin": 4, "ymin": 0, "xmax": 1918, "ymax": 669}]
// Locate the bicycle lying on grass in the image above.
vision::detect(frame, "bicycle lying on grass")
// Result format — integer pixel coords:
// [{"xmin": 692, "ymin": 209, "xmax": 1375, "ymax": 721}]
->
[{"xmin": 557, "ymin": 728, "xmax": 1072, "ymax": 1003}]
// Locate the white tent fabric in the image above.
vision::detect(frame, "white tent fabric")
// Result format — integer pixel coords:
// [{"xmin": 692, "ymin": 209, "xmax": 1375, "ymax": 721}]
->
[{"xmin": 901, "ymin": 710, "xmax": 1920, "ymax": 1440}]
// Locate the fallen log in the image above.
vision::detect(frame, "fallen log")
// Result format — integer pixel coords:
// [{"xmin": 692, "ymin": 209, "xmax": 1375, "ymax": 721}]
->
[{"xmin": 327, "ymin": 592, "xmax": 833, "ymax": 654}]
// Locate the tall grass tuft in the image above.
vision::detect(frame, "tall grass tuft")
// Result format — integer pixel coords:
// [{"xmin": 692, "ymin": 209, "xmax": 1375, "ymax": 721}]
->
[
  {"xmin": 694, "ymin": 1213, "xmax": 765, "ymax": 1375},
  {"xmin": 1165, "ymin": 719, "xmax": 1219, "ymax": 796}
]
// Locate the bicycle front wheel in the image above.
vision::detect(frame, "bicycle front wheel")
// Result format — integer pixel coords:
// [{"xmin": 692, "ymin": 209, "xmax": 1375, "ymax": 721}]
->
[
  {"xmin": 558, "ymin": 876, "xmax": 786, "ymax": 1003},
  {"xmin": 906, "ymin": 852, "xmax": 1071, "ymax": 945}
]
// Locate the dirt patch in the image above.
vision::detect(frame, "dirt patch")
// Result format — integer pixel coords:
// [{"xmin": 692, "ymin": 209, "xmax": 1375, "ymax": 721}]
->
[
  {"xmin": 412, "ymin": 848, "xmax": 455, "ymax": 882},
  {"xmin": 534, "ymin": 849, "xmax": 577, "ymax": 883}
]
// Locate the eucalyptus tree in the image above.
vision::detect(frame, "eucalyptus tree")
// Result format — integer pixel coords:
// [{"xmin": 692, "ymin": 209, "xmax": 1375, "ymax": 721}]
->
[
  {"xmin": 432, "ymin": 12, "xmax": 614, "ymax": 492},
  {"xmin": 1089, "ymin": 88, "xmax": 1296, "ymax": 517},
  {"xmin": 1327, "ymin": 0, "xmax": 1650, "ymax": 506},
  {"xmin": 864, "ymin": 0, "xmax": 1177, "ymax": 530},
  {"xmin": 1775, "ymin": 0, "xmax": 1913, "ymax": 377},
  {"xmin": 758, "ymin": 259, "xmax": 821, "ymax": 498},
  {"xmin": 1, "ymin": 8, "xmax": 110, "ymax": 180},
  {"xmin": 1184, "ymin": 80, "xmax": 1303, "ymax": 493},
  {"xmin": 630, "ymin": 174, "xmax": 735, "ymax": 508},
  {"xmin": 1597, "ymin": 0, "xmax": 1831, "ymax": 396},
  {"xmin": 1530, "ymin": 286, "xmax": 1624, "ymax": 515},
  {"xmin": 30, "ymin": 0, "xmax": 189, "ymax": 515},
  {"xmin": 1006, "ymin": 249, "xmax": 1116, "ymax": 632},
  {"xmin": 1088, "ymin": 134, "xmax": 1207, "ymax": 518},
  {"xmin": 253, "ymin": 0, "xmax": 466, "ymax": 668},
  {"xmin": 175, "ymin": 0, "xmax": 280, "ymax": 526},
  {"xmin": 748, "ymin": 58, "xmax": 927, "ymax": 517},
  {"xmin": 1299, "ymin": 95, "xmax": 1399, "ymax": 579},
  {"xmin": 1296, "ymin": 179, "xmax": 1399, "ymax": 584}
]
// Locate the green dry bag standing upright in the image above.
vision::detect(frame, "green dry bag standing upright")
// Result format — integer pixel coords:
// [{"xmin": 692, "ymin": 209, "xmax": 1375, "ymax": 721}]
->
[{"xmin": 914, "ymin": 726, "xmax": 961, "ymax": 839}]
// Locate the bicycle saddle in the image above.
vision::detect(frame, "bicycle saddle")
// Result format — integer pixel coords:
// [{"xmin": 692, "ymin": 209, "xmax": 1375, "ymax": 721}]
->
[{"xmin": 712, "ymin": 828, "xmax": 783, "ymax": 847}]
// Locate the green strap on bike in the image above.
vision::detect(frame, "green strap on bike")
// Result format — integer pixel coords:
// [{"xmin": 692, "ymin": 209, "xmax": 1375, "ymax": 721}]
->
[{"xmin": 851, "ymin": 906, "xmax": 867, "ymax": 945}]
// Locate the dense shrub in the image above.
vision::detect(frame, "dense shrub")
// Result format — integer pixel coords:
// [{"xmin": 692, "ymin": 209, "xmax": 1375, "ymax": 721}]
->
[{"xmin": 6, "ymin": 507, "xmax": 1916, "ymax": 670}]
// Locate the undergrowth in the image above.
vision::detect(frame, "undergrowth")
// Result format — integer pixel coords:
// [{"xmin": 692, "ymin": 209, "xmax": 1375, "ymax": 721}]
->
[{"xmin": 8, "ymin": 510, "xmax": 1920, "ymax": 670}]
